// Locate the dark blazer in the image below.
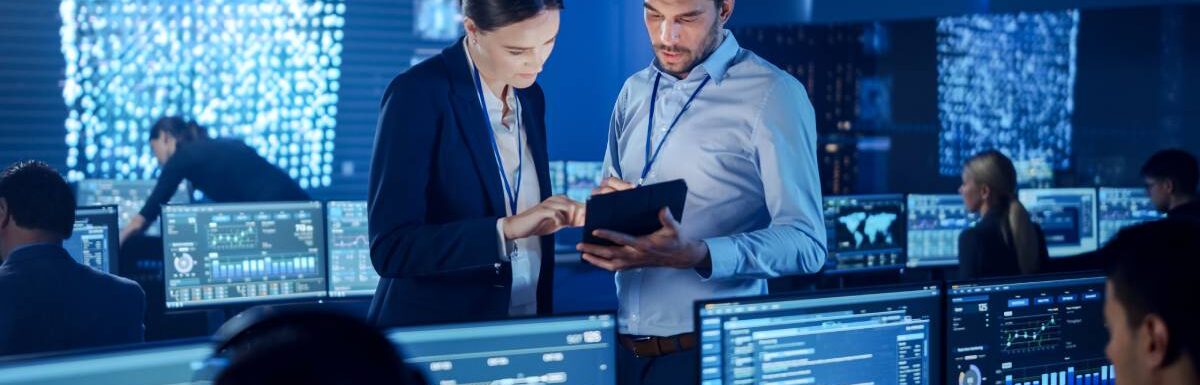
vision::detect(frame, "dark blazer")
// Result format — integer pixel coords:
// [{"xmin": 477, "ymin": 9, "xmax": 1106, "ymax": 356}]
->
[
  {"xmin": 0, "ymin": 244, "xmax": 146, "ymax": 356},
  {"xmin": 139, "ymin": 138, "xmax": 311, "ymax": 224},
  {"xmin": 958, "ymin": 204, "xmax": 1051, "ymax": 280},
  {"xmin": 366, "ymin": 39, "xmax": 554, "ymax": 327}
]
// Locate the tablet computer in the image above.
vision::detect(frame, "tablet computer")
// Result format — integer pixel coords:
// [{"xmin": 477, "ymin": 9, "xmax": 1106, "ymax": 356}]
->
[{"xmin": 582, "ymin": 179, "xmax": 688, "ymax": 247}]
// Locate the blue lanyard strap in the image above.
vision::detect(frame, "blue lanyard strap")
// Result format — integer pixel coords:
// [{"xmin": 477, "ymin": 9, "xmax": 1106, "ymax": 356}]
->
[
  {"xmin": 472, "ymin": 63, "xmax": 522, "ymax": 215},
  {"xmin": 638, "ymin": 72, "xmax": 711, "ymax": 184}
]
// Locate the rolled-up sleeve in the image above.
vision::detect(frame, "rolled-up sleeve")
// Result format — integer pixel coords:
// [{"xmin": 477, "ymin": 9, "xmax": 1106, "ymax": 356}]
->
[{"xmin": 702, "ymin": 79, "xmax": 827, "ymax": 281}]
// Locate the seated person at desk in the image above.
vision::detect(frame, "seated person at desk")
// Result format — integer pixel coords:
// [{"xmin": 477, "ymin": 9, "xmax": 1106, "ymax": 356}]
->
[
  {"xmin": 957, "ymin": 150, "xmax": 1049, "ymax": 279},
  {"xmin": 1141, "ymin": 149, "xmax": 1200, "ymax": 221},
  {"xmin": 0, "ymin": 161, "xmax": 146, "ymax": 356},
  {"xmin": 120, "ymin": 117, "xmax": 310, "ymax": 244},
  {"xmin": 1102, "ymin": 219, "xmax": 1200, "ymax": 385}
]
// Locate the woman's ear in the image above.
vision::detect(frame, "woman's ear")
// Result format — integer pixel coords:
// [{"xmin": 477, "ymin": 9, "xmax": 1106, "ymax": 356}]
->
[{"xmin": 463, "ymin": 17, "xmax": 480, "ymax": 45}]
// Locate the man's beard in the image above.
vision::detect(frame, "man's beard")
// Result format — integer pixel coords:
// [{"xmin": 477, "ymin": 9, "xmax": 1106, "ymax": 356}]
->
[{"xmin": 654, "ymin": 20, "xmax": 722, "ymax": 78}]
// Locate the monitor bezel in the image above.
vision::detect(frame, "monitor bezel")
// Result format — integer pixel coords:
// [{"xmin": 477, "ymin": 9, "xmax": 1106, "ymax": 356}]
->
[
  {"xmin": 71, "ymin": 204, "xmax": 121, "ymax": 275},
  {"xmin": 160, "ymin": 200, "xmax": 330, "ymax": 312},
  {"xmin": 820, "ymin": 193, "xmax": 910, "ymax": 274},
  {"xmin": 322, "ymin": 200, "xmax": 376, "ymax": 299},
  {"xmin": 693, "ymin": 282, "xmax": 944, "ymax": 385}
]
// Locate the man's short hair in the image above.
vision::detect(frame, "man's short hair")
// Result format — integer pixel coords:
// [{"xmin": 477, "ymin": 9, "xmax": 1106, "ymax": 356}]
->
[
  {"xmin": 1141, "ymin": 149, "xmax": 1199, "ymax": 196},
  {"xmin": 0, "ymin": 161, "xmax": 75, "ymax": 239},
  {"xmin": 1102, "ymin": 218, "xmax": 1200, "ymax": 371}
]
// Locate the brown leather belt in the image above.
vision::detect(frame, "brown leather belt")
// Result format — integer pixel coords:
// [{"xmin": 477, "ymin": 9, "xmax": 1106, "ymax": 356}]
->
[{"xmin": 618, "ymin": 333, "xmax": 697, "ymax": 358}]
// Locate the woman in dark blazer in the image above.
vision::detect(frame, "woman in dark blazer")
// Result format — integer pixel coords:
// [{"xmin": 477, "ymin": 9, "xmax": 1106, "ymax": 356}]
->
[
  {"xmin": 119, "ymin": 117, "xmax": 310, "ymax": 244},
  {"xmin": 957, "ymin": 150, "xmax": 1050, "ymax": 279},
  {"xmin": 367, "ymin": 0, "xmax": 582, "ymax": 327}
]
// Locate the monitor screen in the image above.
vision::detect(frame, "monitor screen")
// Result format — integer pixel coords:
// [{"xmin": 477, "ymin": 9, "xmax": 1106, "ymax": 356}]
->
[
  {"xmin": 162, "ymin": 201, "xmax": 328, "ymax": 309},
  {"xmin": 75, "ymin": 179, "xmax": 190, "ymax": 237},
  {"xmin": 65, "ymin": 205, "xmax": 119, "ymax": 274},
  {"xmin": 388, "ymin": 314, "xmax": 617, "ymax": 385},
  {"xmin": 1018, "ymin": 188, "xmax": 1098, "ymax": 258},
  {"xmin": 907, "ymin": 194, "xmax": 978, "ymax": 268},
  {"xmin": 1097, "ymin": 187, "xmax": 1164, "ymax": 245},
  {"xmin": 822, "ymin": 194, "xmax": 907, "ymax": 273},
  {"xmin": 326, "ymin": 201, "xmax": 379, "ymax": 297},
  {"xmin": 565, "ymin": 161, "xmax": 605, "ymax": 204},
  {"xmin": 697, "ymin": 284, "xmax": 943, "ymax": 385},
  {"xmin": 0, "ymin": 341, "xmax": 211, "ymax": 385},
  {"xmin": 946, "ymin": 275, "xmax": 1111, "ymax": 385}
]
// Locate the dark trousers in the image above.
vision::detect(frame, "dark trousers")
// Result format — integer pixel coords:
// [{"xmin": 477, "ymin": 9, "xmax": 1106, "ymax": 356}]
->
[{"xmin": 617, "ymin": 344, "xmax": 699, "ymax": 385}]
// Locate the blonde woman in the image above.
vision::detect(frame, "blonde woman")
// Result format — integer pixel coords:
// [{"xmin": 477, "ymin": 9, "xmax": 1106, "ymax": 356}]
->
[{"xmin": 957, "ymin": 150, "xmax": 1049, "ymax": 279}]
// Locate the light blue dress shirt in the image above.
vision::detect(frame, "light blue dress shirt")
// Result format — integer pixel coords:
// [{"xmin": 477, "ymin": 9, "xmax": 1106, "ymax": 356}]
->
[{"xmin": 604, "ymin": 30, "xmax": 828, "ymax": 336}]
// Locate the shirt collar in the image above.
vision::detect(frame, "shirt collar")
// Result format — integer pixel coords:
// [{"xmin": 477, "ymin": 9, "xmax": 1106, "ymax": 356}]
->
[
  {"xmin": 463, "ymin": 42, "xmax": 519, "ymax": 130},
  {"xmin": 652, "ymin": 29, "xmax": 740, "ymax": 85}
]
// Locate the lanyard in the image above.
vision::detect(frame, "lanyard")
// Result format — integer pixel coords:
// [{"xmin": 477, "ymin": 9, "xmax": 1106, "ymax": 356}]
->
[
  {"xmin": 472, "ymin": 64, "xmax": 522, "ymax": 215},
  {"xmin": 636, "ymin": 72, "xmax": 711, "ymax": 185}
]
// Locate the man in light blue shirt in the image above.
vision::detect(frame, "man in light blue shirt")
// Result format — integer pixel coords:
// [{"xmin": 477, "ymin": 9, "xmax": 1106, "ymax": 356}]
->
[{"xmin": 576, "ymin": 1, "xmax": 827, "ymax": 383}]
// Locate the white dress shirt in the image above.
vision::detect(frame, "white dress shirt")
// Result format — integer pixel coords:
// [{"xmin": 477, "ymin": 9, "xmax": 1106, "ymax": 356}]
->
[{"xmin": 465, "ymin": 44, "xmax": 543, "ymax": 316}]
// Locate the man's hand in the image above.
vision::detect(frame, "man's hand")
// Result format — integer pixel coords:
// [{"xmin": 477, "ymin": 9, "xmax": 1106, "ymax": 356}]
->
[
  {"xmin": 119, "ymin": 214, "xmax": 147, "ymax": 246},
  {"xmin": 578, "ymin": 207, "xmax": 711, "ymax": 272},
  {"xmin": 591, "ymin": 177, "xmax": 634, "ymax": 196},
  {"xmin": 502, "ymin": 195, "xmax": 586, "ymax": 241}
]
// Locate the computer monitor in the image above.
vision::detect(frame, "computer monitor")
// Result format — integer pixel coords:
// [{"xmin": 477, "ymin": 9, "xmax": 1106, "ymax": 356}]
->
[
  {"xmin": 1098, "ymin": 187, "xmax": 1164, "ymax": 245},
  {"xmin": 65, "ymin": 205, "xmax": 119, "ymax": 274},
  {"xmin": 822, "ymin": 194, "xmax": 907, "ymax": 273},
  {"xmin": 162, "ymin": 201, "xmax": 328, "ymax": 309},
  {"xmin": 565, "ymin": 161, "xmax": 605, "ymax": 204},
  {"xmin": 326, "ymin": 201, "xmax": 380, "ymax": 297},
  {"xmin": 1018, "ymin": 188, "xmax": 1098, "ymax": 258},
  {"xmin": 388, "ymin": 314, "xmax": 617, "ymax": 385},
  {"xmin": 907, "ymin": 194, "xmax": 978, "ymax": 268},
  {"xmin": 696, "ymin": 284, "xmax": 943, "ymax": 385},
  {"xmin": 75, "ymin": 179, "xmax": 190, "ymax": 237},
  {"xmin": 946, "ymin": 274, "xmax": 1110, "ymax": 385},
  {"xmin": 0, "ymin": 340, "xmax": 211, "ymax": 385}
]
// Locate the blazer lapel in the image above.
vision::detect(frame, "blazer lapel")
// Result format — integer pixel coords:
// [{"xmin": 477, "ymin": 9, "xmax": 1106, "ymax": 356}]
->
[{"xmin": 443, "ymin": 39, "xmax": 506, "ymax": 215}]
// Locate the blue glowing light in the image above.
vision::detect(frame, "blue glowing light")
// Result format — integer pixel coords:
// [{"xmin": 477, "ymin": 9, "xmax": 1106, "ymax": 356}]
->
[
  {"xmin": 937, "ymin": 10, "xmax": 1079, "ymax": 176},
  {"xmin": 60, "ymin": 0, "xmax": 345, "ymax": 186}
]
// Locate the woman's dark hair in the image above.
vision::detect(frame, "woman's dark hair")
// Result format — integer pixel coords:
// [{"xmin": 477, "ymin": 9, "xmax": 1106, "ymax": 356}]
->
[
  {"xmin": 149, "ymin": 116, "xmax": 209, "ymax": 145},
  {"xmin": 462, "ymin": 0, "xmax": 564, "ymax": 31}
]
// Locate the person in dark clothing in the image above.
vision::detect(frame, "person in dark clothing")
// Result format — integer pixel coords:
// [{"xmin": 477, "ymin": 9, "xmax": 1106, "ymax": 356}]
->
[
  {"xmin": 367, "ymin": 0, "xmax": 581, "ymax": 327},
  {"xmin": 212, "ymin": 310, "xmax": 426, "ymax": 385},
  {"xmin": 1141, "ymin": 149, "xmax": 1200, "ymax": 222},
  {"xmin": 119, "ymin": 117, "xmax": 310, "ymax": 244},
  {"xmin": 0, "ymin": 161, "xmax": 145, "ymax": 357},
  {"xmin": 1100, "ymin": 219, "xmax": 1200, "ymax": 385},
  {"xmin": 957, "ymin": 150, "xmax": 1050, "ymax": 279}
]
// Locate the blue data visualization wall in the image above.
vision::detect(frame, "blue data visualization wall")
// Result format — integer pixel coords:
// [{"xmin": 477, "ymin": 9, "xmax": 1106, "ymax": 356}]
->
[{"xmin": 937, "ymin": 10, "xmax": 1080, "ymax": 177}]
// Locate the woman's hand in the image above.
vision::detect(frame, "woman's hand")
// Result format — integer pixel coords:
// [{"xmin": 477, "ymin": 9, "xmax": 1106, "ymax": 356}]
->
[{"xmin": 501, "ymin": 195, "xmax": 586, "ymax": 240}]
